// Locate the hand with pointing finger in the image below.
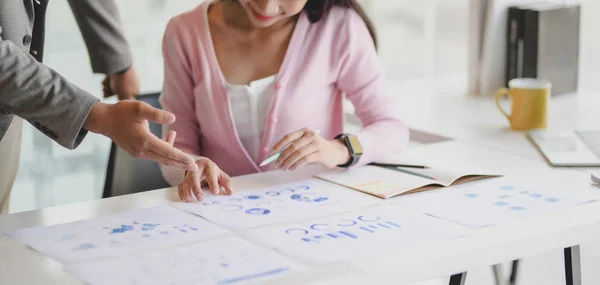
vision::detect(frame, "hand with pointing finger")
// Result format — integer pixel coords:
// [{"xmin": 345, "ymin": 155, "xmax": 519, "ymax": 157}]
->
[{"xmin": 83, "ymin": 100, "xmax": 198, "ymax": 172}]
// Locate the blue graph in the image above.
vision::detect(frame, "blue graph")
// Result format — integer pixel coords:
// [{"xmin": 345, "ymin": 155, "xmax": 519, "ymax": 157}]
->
[
  {"xmin": 290, "ymin": 194, "xmax": 329, "ymax": 203},
  {"xmin": 291, "ymin": 216, "xmax": 401, "ymax": 243},
  {"xmin": 358, "ymin": 215, "xmax": 381, "ymax": 222},
  {"xmin": 245, "ymin": 208, "xmax": 271, "ymax": 215},
  {"xmin": 218, "ymin": 267, "xmax": 290, "ymax": 285},
  {"xmin": 72, "ymin": 243, "xmax": 95, "ymax": 251},
  {"xmin": 141, "ymin": 223, "xmax": 160, "ymax": 231},
  {"xmin": 109, "ymin": 225, "xmax": 134, "ymax": 234},
  {"xmin": 99, "ymin": 221, "xmax": 202, "ymax": 243}
]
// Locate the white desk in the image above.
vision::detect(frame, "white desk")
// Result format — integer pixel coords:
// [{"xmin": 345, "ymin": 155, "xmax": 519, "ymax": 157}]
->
[
  {"xmin": 388, "ymin": 78, "xmax": 600, "ymax": 162},
  {"xmin": 2, "ymin": 139, "xmax": 600, "ymax": 285},
  {"xmin": 3, "ymin": 78, "xmax": 600, "ymax": 284}
]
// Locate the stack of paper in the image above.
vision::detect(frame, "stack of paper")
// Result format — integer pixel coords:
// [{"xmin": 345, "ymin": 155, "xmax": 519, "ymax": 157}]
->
[{"xmin": 393, "ymin": 170, "xmax": 599, "ymax": 228}]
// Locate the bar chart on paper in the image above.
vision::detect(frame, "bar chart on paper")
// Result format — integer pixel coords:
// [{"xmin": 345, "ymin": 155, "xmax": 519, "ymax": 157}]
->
[
  {"xmin": 247, "ymin": 204, "xmax": 468, "ymax": 264},
  {"xmin": 174, "ymin": 179, "xmax": 380, "ymax": 229},
  {"xmin": 7, "ymin": 206, "xmax": 230, "ymax": 263},
  {"xmin": 67, "ymin": 237, "xmax": 307, "ymax": 285},
  {"xmin": 394, "ymin": 171, "xmax": 600, "ymax": 228}
]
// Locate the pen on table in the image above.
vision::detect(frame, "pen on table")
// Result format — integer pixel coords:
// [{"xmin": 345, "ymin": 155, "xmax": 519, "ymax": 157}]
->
[
  {"xmin": 390, "ymin": 167, "xmax": 436, "ymax": 180},
  {"xmin": 369, "ymin": 162, "xmax": 429, "ymax": 169},
  {"xmin": 259, "ymin": 130, "xmax": 320, "ymax": 167}
]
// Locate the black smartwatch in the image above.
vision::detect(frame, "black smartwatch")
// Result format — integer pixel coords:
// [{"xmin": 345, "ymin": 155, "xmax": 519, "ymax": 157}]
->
[{"xmin": 335, "ymin": 134, "xmax": 363, "ymax": 168}]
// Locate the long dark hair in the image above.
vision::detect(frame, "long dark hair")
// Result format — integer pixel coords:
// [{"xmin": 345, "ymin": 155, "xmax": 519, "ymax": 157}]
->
[{"xmin": 304, "ymin": 0, "xmax": 377, "ymax": 49}]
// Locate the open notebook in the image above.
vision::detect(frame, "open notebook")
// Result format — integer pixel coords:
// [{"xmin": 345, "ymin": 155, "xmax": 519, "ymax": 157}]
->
[{"xmin": 316, "ymin": 151, "xmax": 501, "ymax": 199}]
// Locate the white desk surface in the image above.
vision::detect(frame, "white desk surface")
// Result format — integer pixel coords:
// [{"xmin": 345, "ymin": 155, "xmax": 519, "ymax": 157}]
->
[
  {"xmin": 389, "ymin": 79, "xmax": 600, "ymax": 162},
  {"xmin": 2, "ymin": 139, "xmax": 600, "ymax": 285},
  {"xmin": 2, "ymin": 82, "xmax": 600, "ymax": 284}
]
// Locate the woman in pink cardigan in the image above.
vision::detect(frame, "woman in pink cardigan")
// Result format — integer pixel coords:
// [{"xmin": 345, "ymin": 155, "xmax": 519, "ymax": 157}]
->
[{"xmin": 160, "ymin": 0, "xmax": 409, "ymax": 202}]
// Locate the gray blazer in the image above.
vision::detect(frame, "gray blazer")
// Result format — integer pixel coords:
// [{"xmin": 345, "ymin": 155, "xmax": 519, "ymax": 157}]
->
[{"xmin": 0, "ymin": 0, "xmax": 133, "ymax": 149}]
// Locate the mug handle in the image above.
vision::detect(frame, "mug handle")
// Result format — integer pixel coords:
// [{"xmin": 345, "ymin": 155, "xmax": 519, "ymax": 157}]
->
[{"xmin": 495, "ymin": 88, "xmax": 511, "ymax": 121}]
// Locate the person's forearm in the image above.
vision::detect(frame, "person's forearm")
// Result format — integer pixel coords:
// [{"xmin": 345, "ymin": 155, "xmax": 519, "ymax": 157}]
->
[
  {"xmin": 0, "ymin": 39, "xmax": 98, "ymax": 149},
  {"xmin": 67, "ymin": 0, "xmax": 133, "ymax": 74}
]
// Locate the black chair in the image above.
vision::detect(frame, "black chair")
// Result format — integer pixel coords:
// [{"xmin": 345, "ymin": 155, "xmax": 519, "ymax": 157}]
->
[{"xmin": 102, "ymin": 93, "xmax": 170, "ymax": 198}]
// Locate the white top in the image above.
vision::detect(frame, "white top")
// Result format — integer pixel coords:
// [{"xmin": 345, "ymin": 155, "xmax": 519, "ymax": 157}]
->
[{"xmin": 226, "ymin": 75, "xmax": 276, "ymax": 163}]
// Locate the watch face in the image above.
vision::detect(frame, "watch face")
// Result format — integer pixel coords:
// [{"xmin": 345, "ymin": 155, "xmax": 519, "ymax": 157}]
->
[{"xmin": 348, "ymin": 136, "xmax": 363, "ymax": 155}]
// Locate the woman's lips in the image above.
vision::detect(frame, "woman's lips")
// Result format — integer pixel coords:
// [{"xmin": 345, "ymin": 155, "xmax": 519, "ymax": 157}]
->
[{"xmin": 251, "ymin": 8, "xmax": 277, "ymax": 22}]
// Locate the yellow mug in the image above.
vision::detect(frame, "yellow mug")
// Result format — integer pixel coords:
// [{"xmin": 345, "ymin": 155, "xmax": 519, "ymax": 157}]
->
[{"xmin": 495, "ymin": 78, "xmax": 551, "ymax": 131}]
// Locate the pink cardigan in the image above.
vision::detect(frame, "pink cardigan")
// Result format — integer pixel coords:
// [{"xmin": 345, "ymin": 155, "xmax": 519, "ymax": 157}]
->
[{"xmin": 160, "ymin": 2, "xmax": 409, "ymax": 185}]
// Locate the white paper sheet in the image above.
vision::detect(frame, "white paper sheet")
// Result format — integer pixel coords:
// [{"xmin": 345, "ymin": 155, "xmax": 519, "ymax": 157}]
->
[
  {"xmin": 7, "ymin": 206, "xmax": 230, "ymax": 263},
  {"xmin": 247, "ymin": 204, "xmax": 468, "ymax": 264},
  {"xmin": 174, "ymin": 179, "xmax": 380, "ymax": 230},
  {"xmin": 67, "ymin": 236, "xmax": 307, "ymax": 285},
  {"xmin": 393, "ymin": 170, "xmax": 600, "ymax": 228},
  {"xmin": 592, "ymin": 172, "xmax": 600, "ymax": 185}
]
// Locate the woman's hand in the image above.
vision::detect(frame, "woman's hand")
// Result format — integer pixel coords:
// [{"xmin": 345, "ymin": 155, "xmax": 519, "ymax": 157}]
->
[
  {"xmin": 163, "ymin": 131, "xmax": 233, "ymax": 202},
  {"xmin": 178, "ymin": 158, "xmax": 233, "ymax": 202},
  {"xmin": 270, "ymin": 128, "xmax": 351, "ymax": 171}
]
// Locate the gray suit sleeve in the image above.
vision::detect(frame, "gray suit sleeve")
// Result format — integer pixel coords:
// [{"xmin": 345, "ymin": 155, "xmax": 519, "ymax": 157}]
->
[
  {"xmin": 68, "ymin": 0, "xmax": 133, "ymax": 74},
  {"xmin": 0, "ymin": 37, "xmax": 98, "ymax": 150}
]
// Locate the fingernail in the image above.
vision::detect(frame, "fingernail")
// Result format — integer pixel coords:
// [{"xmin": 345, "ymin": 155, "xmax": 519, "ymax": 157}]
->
[
  {"xmin": 164, "ymin": 112, "xmax": 176, "ymax": 124},
  {"xmin": 212, "ymin": 188, "xmax": 218, "ymax": 195}
]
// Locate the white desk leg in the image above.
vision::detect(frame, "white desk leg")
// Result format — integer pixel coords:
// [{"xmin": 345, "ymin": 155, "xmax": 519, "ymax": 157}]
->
[
  {"xmin": 449, "ymin": 273, "xmax": 467, "ymax": 285},
  {"xmin": 564, "ymin": 245, "xmax": 582, "ymax": 285}
]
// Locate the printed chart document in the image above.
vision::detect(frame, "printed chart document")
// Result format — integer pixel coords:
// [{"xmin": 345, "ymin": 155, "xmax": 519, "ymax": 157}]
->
[
  {"xmin": 7, "ymin": 206, "xmax": 230, "ymax": 263},
  {"xmin": 174, "ymin": 179, "xmax": 380, "ymax": 230},
  {"xmin": 67, "ymin": 236, "xmax": 307, "ymax": 285},
  {"xmin": 247, "ymin": 204, "xmax": 468, "ymax": 264},
  {"xmin": 317, "ymin": 164, "xmax": 500, "ymax": 199},
  {"xmin": 394, "ymin": 170, "xmax": 600, "ymax": 228}
]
